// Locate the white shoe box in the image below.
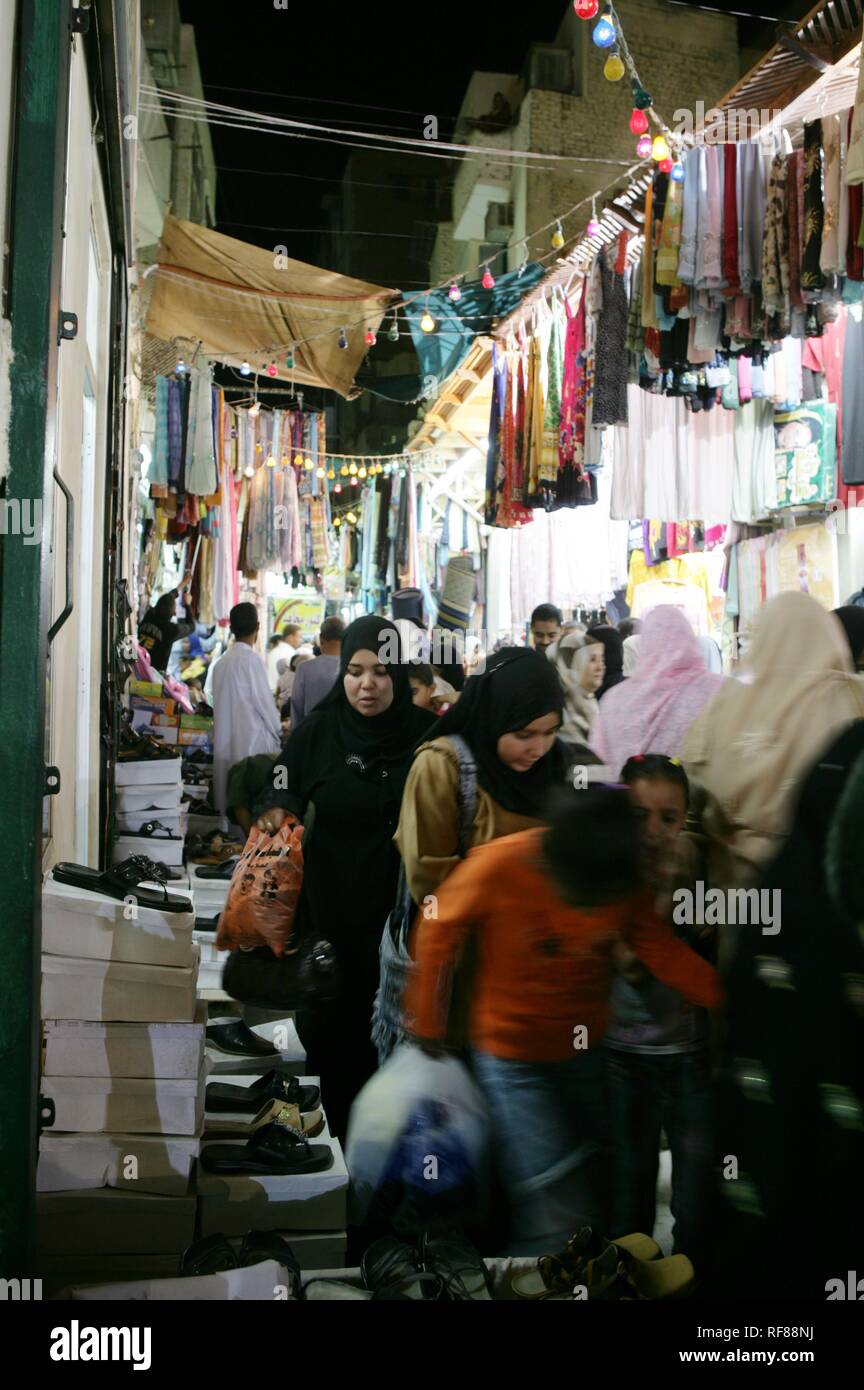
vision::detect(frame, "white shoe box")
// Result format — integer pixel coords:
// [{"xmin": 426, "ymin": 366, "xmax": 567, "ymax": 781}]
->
[
  {"xmin": 115, "ymin": 759, "xmax": 183, "ymax": 788},
  {"xmin": 205, "ymin": 1018, "xmax": 305, "ymax": 1075},
  {"xmin": 196, "ymin": 959, "xmax": 226, "ymax": 992},
  {"xmin": 43, "ymin": 1008, "xmax": 207, "ymax": 1080},
  {"xmin": 113, "ymin": 833, "xmax": 185, "ymax": 869},
  {"xmin": 196, "ymin": 1134, "xmax": 349, "ymax": 1235},
  {"xmin": 115, "ymin": 807, "xmax": 188, "ymax": 836},
  {"xmin": 116, "ymin": 785, "xmax": 184, "ymax": 814},
  {"xmin": 41, "ymin": 1062, "xmax": 208, "ymax": 1135},
  {"xmin": 42, "ymin": 874, "xmax": 195, "ymax": 969},
  {"xmin": 66, "ymin": 1259, "xmax": 296, "ymax": 1302},
  {"xmin": 36, "ymin": 1189, "xmax": 197, "ymax": 1255},
  {"xmin": 41, "ymin": 947, "xmax": 200, "ymax": 1023},
  {"xmin": 37, "ymin": 1133, "xmax": 200, "ymax": 1196}
]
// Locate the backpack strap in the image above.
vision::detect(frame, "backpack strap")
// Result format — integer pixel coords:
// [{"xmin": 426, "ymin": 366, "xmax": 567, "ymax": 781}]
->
[{"xmin": 445, "ymin": 734, "xmax": 478, "ymax": 859}]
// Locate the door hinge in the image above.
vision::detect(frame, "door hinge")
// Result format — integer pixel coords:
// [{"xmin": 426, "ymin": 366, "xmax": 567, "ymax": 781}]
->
[
  {"xmin": 70, "ymin": 5, "xmax": 91, "ymax": 35},
  {"xmin": 44, "ymin": 766, "xmax": 61, "ymax": 797},
  {"xmin": 39, "ymin": 1096, "xmax": 56, "ymax": 1132},
  {"xmin": 58, "ymin": 310, "xmax": 78, "ymax": 342}
]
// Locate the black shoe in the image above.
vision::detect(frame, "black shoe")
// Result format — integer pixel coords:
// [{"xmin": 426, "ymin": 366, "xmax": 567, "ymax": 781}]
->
[
  {"xmin": 195, "ymin": 914, "xmax": 220, "ymax": 935},
  {"xmin": 205, "ymin": 1020, "xmax": 279, "ymax": 1059},
  {"xmin": 240, "ymin": 1231, "xmax": 302, "ymax": 1296},
  {"xmin": 420, "ymin": 1231, "xmax": 493, "ymax": 1300},
  {"xmin": 206, "ymin": 1069, "xmax": 320, "ymax": 1115},
  {"xmin": 195, "ymin": 857, "xmax": 239, "ymax": 880},
  {"xmin": 200, "ymin": 1120, "xmax": 333, "ymax": 1176},
  {"xmin": 361, "ymin": 1237, "xmax": 446, "ymax": 1301},
  {"xmin": 52, "ymin": 858, "xmax": 191, "ymax": 914},
  {"xmin": 179, "ymin": 1234, "xmax": 237, "ymax": 1276}
]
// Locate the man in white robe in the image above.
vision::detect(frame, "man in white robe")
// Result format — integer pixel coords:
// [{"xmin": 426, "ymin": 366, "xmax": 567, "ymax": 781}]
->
[{"xmin": 212, "ymin": 603, "xmax": 282, "ymax": 815}]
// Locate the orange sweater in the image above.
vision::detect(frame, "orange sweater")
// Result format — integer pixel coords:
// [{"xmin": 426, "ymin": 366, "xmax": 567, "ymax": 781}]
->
[{"xmin": 404, "ymin": 829, "xmax": 722, "ymax": 1063}]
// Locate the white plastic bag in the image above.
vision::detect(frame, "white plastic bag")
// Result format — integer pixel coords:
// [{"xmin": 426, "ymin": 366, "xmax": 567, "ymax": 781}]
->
[{"xmin": 345, "ymin": 1046, "xmax": 490, "ymax": 1233}]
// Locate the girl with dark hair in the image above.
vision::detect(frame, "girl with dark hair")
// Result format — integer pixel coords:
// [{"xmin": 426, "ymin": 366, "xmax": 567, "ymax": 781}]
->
[
  {"xmin": 256, "ymin": 616, "xmax": 435, "ymax": 1136},
  {"xmin": 606, "ymin": 754, "xmax": 714, "ymax": 1272}
]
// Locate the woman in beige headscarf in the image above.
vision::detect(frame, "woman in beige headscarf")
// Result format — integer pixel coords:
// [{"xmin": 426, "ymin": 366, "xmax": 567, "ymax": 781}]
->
[
  {"xmin": 551, "ymin": 632, "xmax": 605, "ymax": 752},
  {"xmin": 681, "ymin": 591, "xmax": 864, "ymax": 890}
]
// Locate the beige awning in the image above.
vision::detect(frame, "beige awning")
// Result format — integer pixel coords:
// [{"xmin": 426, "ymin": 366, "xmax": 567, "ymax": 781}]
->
[{"xmin": 145, "ymin": 214, "xmax": 399, "ymax": 399}]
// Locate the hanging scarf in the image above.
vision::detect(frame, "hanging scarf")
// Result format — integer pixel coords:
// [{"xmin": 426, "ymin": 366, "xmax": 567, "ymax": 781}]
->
[
  {"xmin": 315, "ymin": 615, "xmax": 434, "ymax": 780},
  {"xmin": 723, "ymin": 143, "xmax": 740, "ymax": 289},
  {"xmin": 820, "ymin": 113, "xmax": 843, "ymax": 276},
  {"xmin": 762, "ymin": 153, "xmax": 790, "ymax": 338},
  {"xmin": 656, "ymin": 173, "xmax": 684, "ymax": 287},
  {"xmin": 801, "ymin": 121, "xmax": 826, "ymax": 297},
  {"xmin": 429, "ymin": 647, "xmax": 568, "ymax": 817}
]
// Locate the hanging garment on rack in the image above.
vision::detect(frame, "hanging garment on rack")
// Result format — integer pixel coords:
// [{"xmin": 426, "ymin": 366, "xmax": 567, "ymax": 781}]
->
[
  {"xmin": 151, "ymin": 376, "xmax": 170, "ymax": 489},
  {"xmin": 801, "ymin": 122, "xmax": 827, "ymax": 297},
  {"xmin": 786, "ymin": 149, "xmax": 805, "ymax": 310},
  {"xmin": 848, "ymin": 108, "xmax": 864, "ymax": 280},
  {"xmin": 185, "ymin": 368, "xmax": 218, "ymax": 497},
  {"xmin": 762, "ymin": 153, "xmax": 791, "ymax": 339},
  {"xmin": 560, "ymin": 288, "xmax": 587, "ymax": 475},
  {"xmin": 485, "ymin": 344, "xmax": 507, "ymax": 524},
  {"xmin": 541, "ymin": 296, "xmax": 565, "ymax": 484},
  {"xmin": 820, "ymin": 114, "xmax": 844, "ymax": 277},
  {"xmin": 846, "ymin": 54, "xmax": 864, "ymax": 186},
  {"xmin": 677, "ymin": 146, "xmax": 701, "ymax": 286},
  {"xmin": 656, "ymin": 171, "xmax": 684, "ymax": 287},
  {"xmin": 723, "ymin": 143, "xmax": 740, "ymax": 289},
  {"xmin": 732, "ymin": 399, "xmax": 777, "ymax": 523},
  {"xmin": 524, "ymin": 327, "xmax": 545, "ymax": 500},
  {"xmin": 841, "ymin": 306, "xmax": 864, "ymax": 485},
  {"xmin": 592, "ymin": 243, "xmax": 630, "ymax": 427},
  {"xmin": 167, "ymin": 376, "xmax": 183, "ymax": 491},
  {"xmin": 737, "ymin": 142, "xmax": 767, "ymax": 294}
]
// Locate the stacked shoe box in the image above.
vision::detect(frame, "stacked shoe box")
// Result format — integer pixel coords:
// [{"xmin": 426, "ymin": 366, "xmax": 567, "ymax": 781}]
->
[
  {"xmin": 196, "ymin": 1022, "xmax": 347, "ymax": 1270},
  {"xmin": 190, "ymin": 863, "xmax": 233, "ymax": 993},
  {"xmin": 36, "ymin": 870, "xmax": 205, "ymax": 1285},
  {"xmin": 114, "ymin": 758, "xmax": 186, "ymax": 872}
]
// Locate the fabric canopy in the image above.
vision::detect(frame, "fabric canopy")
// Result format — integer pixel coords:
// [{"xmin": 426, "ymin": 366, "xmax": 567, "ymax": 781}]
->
[
  {"xmin": 145, "ymin": 214, "xmax": 398, "ymax": 399},
  {"xmin": 403, "ymin": 263, "xmax": 546, "ymax": 387}
]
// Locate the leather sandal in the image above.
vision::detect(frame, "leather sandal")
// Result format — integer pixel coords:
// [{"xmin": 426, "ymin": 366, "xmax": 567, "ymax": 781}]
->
[
  {"xmin": 206, "ymin": 1070, "xmax": 320, "ymax": 1114},
  {"xmin": 205, "ymin": 1020, "xmax": 279, "ymax": 1059},
  {"xmin": 203, "ymin": 1097, "xmax": 324, "ymax": 1139},
  {"xmin": 511, "ymin": 1227, "xmax": 661, "ymax": 1300},
  {"xmin": 199, "ymin": 1119, "xmax": 334, "ymax": 1176},
  {"xmin": 419, "ymin": 1231, "xmax": 493, "ymax": 1301},
  {"xmin": 52, "ymin": 858, "xmax": 192, "ymax": 914},
  {"xmin": 361, "ymin": 1238, "xmax": 446, "ymax": 1301},
  {"xmin": 179, "ymin": 1234, "xmax": 238, "ymax": 1276}
]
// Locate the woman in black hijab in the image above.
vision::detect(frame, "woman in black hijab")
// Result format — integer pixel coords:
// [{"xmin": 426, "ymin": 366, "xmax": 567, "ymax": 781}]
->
[
  {"xmin": 587, "ymin": 625, "xmax": 626, "ymax": 699},
  {"xmin": 258, "ymin": 615, "xmax": 434, "ymax": 1135},
  {"xmin": 396, "ymin": 647, "xmax": 570, "ymax": 910}
]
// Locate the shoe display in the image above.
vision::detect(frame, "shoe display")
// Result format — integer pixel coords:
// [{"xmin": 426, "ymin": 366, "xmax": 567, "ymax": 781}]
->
[
  {"xmin": 361, "ymin": 1237, "xmax": 446, "ymax": 1301},
  {"xmin": 205, "ymin": 1020, "xmax": 280, "ymax": 1059},
  {"xmin": 419, "ymin": 1231, "xmax": 494, "ymax": 1301},
  {"xmin": 205, "ymin": 1070, "xmax": 320, "ymax": 1114},
  {"xmin": 510, "ymin": 1227, "xmax": 661, "ymax": 1300},
  {"xmin": 194, "ymin": 857, "xmax": 240, "ymax": 880},
  {"xmin": 179, "ymin": 1234, "xmax": 237, "ymax": 1276},
  {"xmin": 203, "ymin": 1097, "xmax": 324, "ymax": 1138},
  {"xmin": 52, "ymin": 857, "xmax": 192, "ymax": 914},
  {"xmin": 199, "ymin": 1118, "xmax": 334, "ymax": 1176}
]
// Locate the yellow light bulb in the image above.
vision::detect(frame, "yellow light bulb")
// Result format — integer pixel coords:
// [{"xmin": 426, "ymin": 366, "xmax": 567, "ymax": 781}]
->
[
  {"xmin": 652, "ymin": 134, "xmax": 671, "ymax": 162},
  {"xmin": 334, "ymin": 515, "xmax": 342, "ymax": 527},
  {"xmin": 281, "ymin": 455, "xmax": 290, "ymax": 467},
  {"xmin": 255, "ymin": 442, "xmax": 262, "ymax": 454},
  {"xmin": 340, "ymin": 464, "xmax": 349, "ymax": 477},
  {"xmin": 420, "ymin": 310, "xmax": 436, "ymax": 334},
  {"xmin": 376, "ymin": 463, "xmax": 384, "ymax": 474},
  {"xmin": 316, "ymin": 465, "xmax": 325, "ymax": 478},
  {"xmin": 551, "ymin": 224, "xmax": 565, "ymax": 250},
  {"xmin": 304, "ymin": 457, "xmax": 313, "ymax": 471},
  {"xmin": 346, "ymin": 511, "xmax": 357, "ymax": 525},
  {"xmin": 604, "ymin": 54, "xmax": 625, "ymax": 82},
  {"xmin": 349, "ymin": 463, "xmax": 358, "ymax": 475},
  {"xmin": 266, "ymin": 455, "xmax": 276, "ymax": 468},
  {"xmin": 327, "ymin": 468, "xmax": 336, "ymax": 480},
  {"xmin": 358, "ymin": 465, "xmax": 368, "ymax": 479}
]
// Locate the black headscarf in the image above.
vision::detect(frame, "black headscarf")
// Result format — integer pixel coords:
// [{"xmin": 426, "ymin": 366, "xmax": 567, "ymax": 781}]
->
[
  {"xmin": 587, "ymin": 625, "xmax": 625, "ymax": 699},
  {"xmin": 429, "ymin": 647, "xmax": 568, "ymax": 817},
  {"xmin": 317, "ymin": 614, "xmax": 434, "ymax": 776},
  {"xmin": 834, "ymin": 606, "xmax": 864, "ymax": 669}
]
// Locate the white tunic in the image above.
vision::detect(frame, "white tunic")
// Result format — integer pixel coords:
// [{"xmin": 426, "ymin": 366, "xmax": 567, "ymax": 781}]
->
[{"xmin": 212, "ymin": 641, "xmax": 282, "ymax": 813}]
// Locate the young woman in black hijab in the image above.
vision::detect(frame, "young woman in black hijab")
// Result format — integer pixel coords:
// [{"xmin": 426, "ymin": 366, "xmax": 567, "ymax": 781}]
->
[
  {"xmin": 395, "ymin": 647, "xmax": 570, "ymax": 911},
  {"xmin": 586, "ymin": 625, "xmax": 626, "ymax": 699},
  {"xmin": 258, "ymin": 615, "xmax": 434, "ymax": 1136}
]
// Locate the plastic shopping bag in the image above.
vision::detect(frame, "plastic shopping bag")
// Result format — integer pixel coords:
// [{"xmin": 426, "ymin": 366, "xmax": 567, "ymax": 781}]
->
[
  {"xmin": 345, "ymin": 1046, "xmax": 490, "ymax": 1235},
  {"xmin": 216, "ymin": 821, "xmax": 304, "ymax": 956}
]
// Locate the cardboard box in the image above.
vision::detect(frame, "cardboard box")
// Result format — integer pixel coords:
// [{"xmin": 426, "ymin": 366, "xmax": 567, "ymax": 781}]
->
[
  {"xmin": 41, "ymin": 948, "xmax": 199, "ymax": 1023},
  {"xmin": 37, "ymin": 1133, "xmax": 200, "ymax": 1196},
  {"xmin": 129, "ymin": 696, "xmax": 176, "ymax": 716},
  {"xmin": 129, "ymin": 680, "xmax": 163, "ymax": 699},
  {"xmin": 113, "ymin": 832, "xmax": 185, "ymax": 869},
  {"xmin": 180, "ymin": 714, "xmax": 213, "ymax": 731},
  {"xmin": 37, "ymin": 1253, "xmax": 180, "ymax": 1297},
  {"xmin": 148, "ymin": 725, "xmax": 179, "ymax": 747},
  {"xmin": 196, "ymin": 1135, "xmax": 348, "ymax": 1235},
  {"xmin": 66, "ymin": 1259, "xmax": 294, "ymax": 1301},
  {"xmin": 178, "ymin": 729, "xmax": 211, "ymax": 748},
  {"xmin": 43, "ymin": 1009, "xmax": 207, "ymax": 1080},
  {"xmin": 115, "ymin": 784, "xmax": 184, "ymax": 814},
  {"xmin": 41, "ymin": 1063, "xmax": 207, "ymax": 1135},
  {"xmin": 115, "ymin": 807, "xmax": 187, "ymax": 837},
  {"xmin": 36, "ymin": 1189, "xmax": 197, "ymax": 1255},
  {"xmin": 42, "ymin": 874, "xmax": 194, "ymax": 969},
  {"xmin": 115, "ymin": 759, "xmax": 182, "ymax": 788}
]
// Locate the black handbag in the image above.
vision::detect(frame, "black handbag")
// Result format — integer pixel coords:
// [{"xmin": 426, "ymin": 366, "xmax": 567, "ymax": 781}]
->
[{"xmin": 222, "ymin": 937, "xmax": 340, "ymax": 1010}]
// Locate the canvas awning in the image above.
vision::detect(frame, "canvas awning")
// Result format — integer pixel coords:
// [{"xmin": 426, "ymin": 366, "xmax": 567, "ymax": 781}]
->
[{"xmin": 144, "ymin": 214, "xmax": 399, "ymax": 399}]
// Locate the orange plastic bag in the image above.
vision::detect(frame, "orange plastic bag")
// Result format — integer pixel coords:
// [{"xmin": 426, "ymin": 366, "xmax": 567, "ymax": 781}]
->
[{"xmin": 216, "ymin": 820, "xmax": 304, "ymax": 956}]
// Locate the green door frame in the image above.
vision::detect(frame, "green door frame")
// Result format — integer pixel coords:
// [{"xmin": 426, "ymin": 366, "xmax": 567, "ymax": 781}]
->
[{"xmin": 0, "ymin": 0, "xmax": 73, "ymax": 1274}]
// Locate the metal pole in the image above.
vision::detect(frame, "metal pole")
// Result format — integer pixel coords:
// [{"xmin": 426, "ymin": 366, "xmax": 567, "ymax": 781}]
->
[{"xmin": 0, "ymin": 0, "xmax": 71, "ymax": 1274}]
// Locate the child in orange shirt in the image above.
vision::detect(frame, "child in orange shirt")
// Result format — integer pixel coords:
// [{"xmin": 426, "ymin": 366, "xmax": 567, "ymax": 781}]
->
[{"xmin": 405, "ymin": 785, "xmax": 721, "ymax": 1256}]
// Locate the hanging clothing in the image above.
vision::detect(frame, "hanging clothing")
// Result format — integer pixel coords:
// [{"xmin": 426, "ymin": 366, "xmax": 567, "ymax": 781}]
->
[
  {"xmin": 762, "ymin": 154, "xmax": 790, "ymax": 338},
  {"xmin": 800, "ymin": 122, "xmax": 827, "ymax": 297},
  {"xmin": 592, "ymin": 246, "xmax": 630, "ymax": 427},
  {"xmin": 185, "ymin": 369, "xmax": 218, "ymax": 497},
  {"xmin": 211, "ymin": 640, "xmax": 282, "ymax": 814},
  {"xmin": 820, "ymin": 114, "xmax": 844, "ymax": 277},
  {"xmin": 846, "ymin": 54, "xmax": 864, "ymax": 186},
  {"xmin": 590, "ymin": 606, "xmax": 723, "ymax": 778},
  {"xmin": 841, "ymin": 306, "xmax": 864, "ymax": 484}
]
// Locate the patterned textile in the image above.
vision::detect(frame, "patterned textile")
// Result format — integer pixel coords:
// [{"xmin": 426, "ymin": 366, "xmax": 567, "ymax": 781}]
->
[
  {"xmin": 800, "ymin": 122, "xmax": 826, "ymax": 297},
  {"xmin": 308, "ymin": 494, "xmax": 329, "ymax": 570},
  {"xmin": 762, "ymin": 154, "xmax": 790, "ymax": 339},
  {"xmin": 820, "ymin": 114, "xmax": 843, "ymax": 276},
  {"xmin": 540, "ymin": 297, "xmax": 565, "ymax": 482},
  {"xmin": 167, "ymin": 377, "xmax": 183, "ymax": 489},
  {"xmin": 656, "ymin": 173, "xmax": 683, "ymax": 288},
  {"xmin": 151, "ymin": 375, "xmax": 170, "ymax": 489},
  {"xmin": 592, "ymin": 246, "xmax": 630, "ymax": 427}
]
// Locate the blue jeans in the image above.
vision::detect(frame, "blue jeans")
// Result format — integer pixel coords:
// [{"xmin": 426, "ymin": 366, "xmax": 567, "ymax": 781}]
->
[
  {"xmin": 471, "ymin": 1049, "xmax": 612, "ymax": 1256},
  {"xmin": 605, "ymin": 1047, "xmax": 713, "ymax": 1267}
]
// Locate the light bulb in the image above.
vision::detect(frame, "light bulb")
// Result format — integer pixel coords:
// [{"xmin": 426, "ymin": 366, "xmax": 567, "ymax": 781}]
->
[
  {"xmin": 587, "ymin": 216, "xmax": 601, "ymax": 238},
  {"xmin": 652, "ymin": 134, "xmax": 671, "ymax": 162},
  {"xmin": 388, "ymin": 317, "xmax": 400, "ymax": 342},
  {"xmin": 175, "ymin": 359, "xmax": 187, "ymax": 374},
  {"xmin": 346, "ymin": 512, "xmax": 358, "ymax": 525},
  {"xmin": 358, "ymin": 466, "xmax": 368, "ymax": 479},
  {"xmin": 633, "ymin": 86, "xmax": 653, "ymax": 111},
  {"xmin": 338, "ymin": 328, "xmax": 348, "ymax": 350},
  {"xmin": 592, "ymin": 16, "xmax": 616, "ymax": 48},
  {"xmin": 286, "ymin": 349, "xmax": 295, "ymax": 370},
  {"xmin": 551, "ymin": 222, "xmax": 565, "ymax": 250},
  {"xmin": 239, "ymin": 361, "xmax": 252, "ymax": 376},
  {"xmin": 448, "ymin": 281, "xmax": 461, "ymax": 302},
  {"xmin": 316, "ymin": 465, "xmax": 325, "ymax": 478},
  {"xmin": 636, "ymin": 134, "xmax": 653, "ymax": 158},
  {"xmin": 574, "ymin": 0, "xmax": 599, "ymax": 16},
  {"xmin": 604, "ymin": 53, "xmax": 625, "ymax": 82},
  {"xmin": 304, "ymin": 458, "xmax": 313, "ymax": 471},
  {"xmin": 334, "ymin": 482, "xmax": 342, "ymax": 493},
  {"xmin": 334, "ymin": 515, "xmax": 342, "ymax": 527},
  {"xmin": 244, "ymin": 464, "xmax": 254, "ymax": 478},
  {"xmin": 364, "ymin": 329, "xmax": 376, "ymax": 346},
  {"xmin": 671, "ymin": 162, "xmax": 685, "ymax": 183},
  {"xmin": 399, "ymin": 468, "xmax": 406, "ymax": 479},
  {"xmin": 249, "ymin": 401, "xmax": 261, "ymax": 419},
  {"xmin": 281, "ymin": 456, "xmax": 289, "ymax": 467},
  {"xmin": 340, "ymin": 464, "xmax": 349, "ymax": 476},
  {"xmin": 266, "ymin": 455, "xmax": 276, "ymax": 468},
  {"xmin": 629, "ymin": 109, "xmax": 649, "ymax": 136},
  {"xmin": 481, "ymin": 269, "xmax": 495, "ymax": 289},
  {"xmin": 349, "ymin": 463, "xmax": 358, "ymax": 475},
  {"xmin": 267, "ymin": 361, "xmax": 277, "ymax": 377},
  {"xmin": 351, "ymin": 476, "xmax": 359, "ymax": 487},
  {"xmin": 326, "ymin": 468, "xmax": 336, "ymax": 480},
  {"xmin": 420, "ymin": 309, "xmax": 436, "ymax": 333},
  {"xmin": 659, "ymin": 157, "xmax": 674, "ymax": 175},
  {"xmin": 376, "ymin": 463, "xmax": 384, "ymax": 474}
]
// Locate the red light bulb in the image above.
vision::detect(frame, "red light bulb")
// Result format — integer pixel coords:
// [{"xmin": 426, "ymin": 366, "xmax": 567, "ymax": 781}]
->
[
  {"xmin": 364, "ymin": 329, "xmax": 376, "ymax": 346},
  {"xmin": 573, "ymin": 0, "xmax": 600, "ymax": 17},
  {"xmin": 482, "ymin": 269, "xmax": 495, "ymax": 289},
  {"xmin": 629, "ymin": 109, "xmax": 649, "ymax": 136},
  {"xmin": 659, "ymin": 157, "xmax": 674, "ymax": 174},
  {"xmin": 267, "ymin": 361, "xmax": 277, "ymax": 377}
]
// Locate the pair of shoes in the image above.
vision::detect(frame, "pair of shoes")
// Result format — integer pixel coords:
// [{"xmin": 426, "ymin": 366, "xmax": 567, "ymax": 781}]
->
[
  {"xmin": 206, "ymin": 1068, "xmax": 320, "ymax": 1114},
  {"xmin": 205, "ymin": 1019, "xmax": 278, "ymax": 1059},
  {"xmin": 203, "ymin": 1095, "xmax": 325, "ymax": 1139},
  {"xmin": 361, "ymin": 1231, "xmax": 493, "ymax": 1301},
  {"xmin": 179, "ymin": 1231, "xmax": 302, "ymax": 1295},
  {"xmin": 118, "ymin": 720, "xmax": 181, "ymax": 761},
  {"xmin": 199, "ymin": 1112, "xmax": 333, "ymax": 1176},
  {"xmin": 511, "ymin": 1227, "xmax": 662, "ymax": 1300},
  {"xmin": 52, "ymin": 857, "xmax": 191, "ymax": 914}
]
